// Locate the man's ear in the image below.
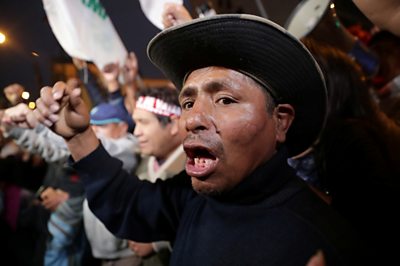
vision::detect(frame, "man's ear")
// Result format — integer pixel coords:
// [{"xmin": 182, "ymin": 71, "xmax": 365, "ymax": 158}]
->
[
  {"xmin": 274, "ymin": 104, "xmax": 295, "ymax": 144},
  {"xmin": 169, "ymin": 115, "xmax": 180, "ymax": 136}
]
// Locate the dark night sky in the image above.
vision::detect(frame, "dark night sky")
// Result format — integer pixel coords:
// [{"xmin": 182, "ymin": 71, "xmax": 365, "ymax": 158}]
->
[
  {"xmin": 0, "ymin": 0, "xmax": 173, "ymax": 102},
  {"xmin": 0, "ymin": 0, "xmax": 370, "ymax": 102}
]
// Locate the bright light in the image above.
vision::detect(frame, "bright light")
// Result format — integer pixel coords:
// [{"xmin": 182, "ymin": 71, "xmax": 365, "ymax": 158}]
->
[
  {"xmin": 22, "ymin": 91, "xmax": 30, "ymax": 100},
  {"xmin": 28, "ymin": 102, "xmax": 36, "ymax": 109},
  {"xmin": 0, "ymin": 32, "xmax": 5, "ymax": 44},
  {"xmin": 330, "ymin": 3, "xmax": 335, "ymax": 9}
]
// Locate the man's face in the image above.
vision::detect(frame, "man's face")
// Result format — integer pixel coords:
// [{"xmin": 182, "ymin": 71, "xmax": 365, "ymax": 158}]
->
[
  {"xmin": 133, "ymin": 109, "xmax": 174, "ymax": 159},
  {"xmin": 180, "ymin": 67, "xmax": 281, "ymax": 196},
  {"xmin": 91, "ymin": 123, "xmax": 126, "ymax": 139}
]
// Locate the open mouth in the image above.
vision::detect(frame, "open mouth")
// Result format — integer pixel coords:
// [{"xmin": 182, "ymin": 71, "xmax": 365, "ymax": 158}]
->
[{"xmin": 184, "ymin": 146, "xmax": 218, "ymax": 179}]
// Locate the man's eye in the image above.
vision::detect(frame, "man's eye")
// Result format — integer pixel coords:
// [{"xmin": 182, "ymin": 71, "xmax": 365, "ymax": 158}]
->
[
  {"xmin": 217, "ymin": 97, "xmax": 236, "ymax": 105},
  {"xmin": 182, "ymin": 101, "xmax": 194, "ymax": 109}
]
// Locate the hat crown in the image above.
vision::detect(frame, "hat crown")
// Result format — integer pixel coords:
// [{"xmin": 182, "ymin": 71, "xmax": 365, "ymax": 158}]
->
[{"xmin": 90, "ymin": 102, "xmax": 131, "ymax": 125}]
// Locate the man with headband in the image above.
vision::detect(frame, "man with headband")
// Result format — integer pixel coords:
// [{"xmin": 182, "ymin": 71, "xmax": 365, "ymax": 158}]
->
[
  {"xmin": 127, "ymin": 86, "xmax": 186, "ymax": 263},
  {"xmin": 133, "ymin": 87, "xmax": 185, "ymax": 183},
  {"xmin": 30, "ymin": 14, "xmax": 363, "ymax": 265}
]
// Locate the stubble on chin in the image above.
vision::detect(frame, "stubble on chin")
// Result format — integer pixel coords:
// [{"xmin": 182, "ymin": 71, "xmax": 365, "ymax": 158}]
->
[{"xmin": 191, "ymin": 177, "xmax": 223, "ymax": 197}]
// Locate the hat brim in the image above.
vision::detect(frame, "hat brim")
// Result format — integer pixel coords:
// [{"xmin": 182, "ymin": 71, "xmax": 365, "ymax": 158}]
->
[{"xmin": 147, "ymin": 14, "xmax": 327, "ymax": 156}]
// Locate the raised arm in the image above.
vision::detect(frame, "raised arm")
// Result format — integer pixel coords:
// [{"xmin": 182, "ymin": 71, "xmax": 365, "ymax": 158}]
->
[
  {"xmin": 353, "ymin": 0, "xmax": 400, "ymax": 36},
  {"xmin": 120, "ymin": 51, "xmax": 140, "ymax": 115},
  {"xmin": 102, "ymin": 56, "xmax": 136, "ymax": 131},
  {"xmin": 161, "ymin": 2, "xmax": 193, "ymax": 29},
  {"xmin": 31, "ymin": 82, "xmax": 193, "ymax": 243},
  {"xmin": 1, "ymin": 103, "xmax": 70, "ymax": 162},
  {"xmin": 102, "ymin": 61, "xmax": 120, "ymax": 94},
  {"xmin": 73, "ymin": 57, "xmax": 107, "ymax": 106},
  {"xmin": 31, "ymin": 82, "xmax": 99, "ymax": 161}
]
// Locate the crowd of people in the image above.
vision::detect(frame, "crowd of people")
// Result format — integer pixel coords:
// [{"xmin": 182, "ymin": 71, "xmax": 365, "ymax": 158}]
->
[{"xmin": 1, "ymin": 1, "xmax": 400, "ymax": 265}]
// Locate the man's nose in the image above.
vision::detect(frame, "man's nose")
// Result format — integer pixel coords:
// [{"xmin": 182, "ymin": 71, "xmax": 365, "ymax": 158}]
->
[
  {"xmin": 133, "ymin": 126, "xmax": 142, "ymax": 137},
  {"xmin": 184, "ymin": 101, "xmax": 212, "ymax": 133}
]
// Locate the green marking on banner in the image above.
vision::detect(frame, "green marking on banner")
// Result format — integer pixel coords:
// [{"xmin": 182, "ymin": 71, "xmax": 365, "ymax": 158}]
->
[{"xmin": 81, "ymin": 0, "xmax": 108, "ymax": 20}]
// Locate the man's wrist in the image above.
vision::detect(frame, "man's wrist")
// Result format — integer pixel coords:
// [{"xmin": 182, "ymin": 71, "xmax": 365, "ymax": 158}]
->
[{"xmin": 66, "ymin": 127, "xmax": 100, "ymax": 161}]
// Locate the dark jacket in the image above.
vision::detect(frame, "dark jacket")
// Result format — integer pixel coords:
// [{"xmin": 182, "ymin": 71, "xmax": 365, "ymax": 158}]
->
[{"xmin": 75, "ymin": 145, "xmax": 364, "ymax": 266}]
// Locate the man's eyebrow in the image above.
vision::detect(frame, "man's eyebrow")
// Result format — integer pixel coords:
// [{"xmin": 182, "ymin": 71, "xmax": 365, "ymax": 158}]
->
[
  {"xmin": 204, "ymin": 81, "xmax": 224, "ymax": 92},
  {"xmin": 179, "ymin": 86, "xmax": 197, "ymax": 99},
  {"xmin": 180, "ymin": 80, "xmax": 226, "ymax": 99}
]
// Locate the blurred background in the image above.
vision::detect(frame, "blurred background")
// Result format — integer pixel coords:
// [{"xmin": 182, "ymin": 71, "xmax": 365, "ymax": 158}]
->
[{"xmin": 0, "ymin": 0, "xmax": 373, "ymax": 102}]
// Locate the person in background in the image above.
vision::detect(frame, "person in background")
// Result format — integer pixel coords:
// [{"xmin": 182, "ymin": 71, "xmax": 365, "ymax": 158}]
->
[
  {"xmin": 72, "ymin": 52, "xmax": 139, "ymax": 132},
  {"xmin": 0, "ymin": 98, "xmax": 49, "ymax": 266},
  {"xmin": 2, "ymin": 100, "xmax": 140, "ymax": 265},
  {"xmin": 133, "ymin": 86, "xmax": 185, "ymax": 182},
  {"xmin": 84, "ymin": 102, "xmax": 142, "ymax": 266},
  {"xmin": 368, "ymin": 30, "xmax": 400, "ymax": 125},
  {"xmin": 100, "ymin": 53, "xmax": 138, "ymax": 132},
  {"xmin": 72, "ymin": 57, "xmax": 108, "ymax": 108},
  {"xmin": 1, "ymin": 102, "xmax": 85, "ymax": 266},
  {"xmin": 299, "ymin": 38, "xmax": 400, "ymax": 265},
  {"xmin": 128, "ymin": 86, "xmax": 186, "ymax": 265}
]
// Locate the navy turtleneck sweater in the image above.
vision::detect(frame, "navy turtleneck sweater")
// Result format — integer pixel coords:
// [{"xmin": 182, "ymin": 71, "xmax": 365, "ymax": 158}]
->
[{"xmin": 75, "ymin": 145, "xmax": 364, "ymax": 266}]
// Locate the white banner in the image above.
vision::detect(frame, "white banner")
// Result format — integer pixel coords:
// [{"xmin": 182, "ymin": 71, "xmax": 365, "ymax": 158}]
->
[{"xmin": 42, "ymin": 0, "xmax": 127, "ymax": 70}]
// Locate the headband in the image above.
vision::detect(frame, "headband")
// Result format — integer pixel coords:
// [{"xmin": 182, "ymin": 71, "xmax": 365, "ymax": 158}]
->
[{"xmin": 136, "ymin": 96, "xmax": 181, "ymax": 117}]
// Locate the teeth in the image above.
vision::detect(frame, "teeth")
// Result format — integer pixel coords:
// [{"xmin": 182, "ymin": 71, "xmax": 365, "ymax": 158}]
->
[{"xmin": 194, "ymin": 157, "xmax": 206, "ymax": 167}]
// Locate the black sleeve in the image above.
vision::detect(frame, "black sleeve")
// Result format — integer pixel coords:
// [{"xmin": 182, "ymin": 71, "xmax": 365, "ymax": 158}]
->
[{"xmin": 73, "ymin": 144, "xmax": 195, "ymax": 242}]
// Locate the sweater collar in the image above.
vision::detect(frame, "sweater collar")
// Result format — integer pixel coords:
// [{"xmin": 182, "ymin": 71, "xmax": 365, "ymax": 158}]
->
[{"xmin": 211, "ymin": 146, "xmax": 295, "ymax": 204}]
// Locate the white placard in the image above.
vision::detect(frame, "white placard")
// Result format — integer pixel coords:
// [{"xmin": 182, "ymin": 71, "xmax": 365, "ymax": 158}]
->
[{"xmin": 42, "ymin": 0, "xmax": 127, "ymax": 70}]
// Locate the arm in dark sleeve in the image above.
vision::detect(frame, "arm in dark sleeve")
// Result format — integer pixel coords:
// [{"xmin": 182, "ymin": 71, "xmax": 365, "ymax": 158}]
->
[
  {"xmin": 108, "ymin": 89, "xmax": 124, "ymax": 105},
  {"xmin": 78, "ymin": 68, "xmax": 107, "ymax": 106},
  {"xmin": 73, "ymin": 144, "xmax": 194, "ymax": 242}
]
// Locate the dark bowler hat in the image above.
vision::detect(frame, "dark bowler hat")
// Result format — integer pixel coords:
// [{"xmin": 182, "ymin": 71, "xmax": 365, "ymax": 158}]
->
[{"xmin": 147, "ymin": 14, "xmax": 327, "ymax": 156}]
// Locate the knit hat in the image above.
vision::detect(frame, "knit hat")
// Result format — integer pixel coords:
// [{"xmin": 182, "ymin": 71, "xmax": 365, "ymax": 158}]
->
[{"xmin": 90, "ymin": 102, "xmax": 131, "ymax": 126}]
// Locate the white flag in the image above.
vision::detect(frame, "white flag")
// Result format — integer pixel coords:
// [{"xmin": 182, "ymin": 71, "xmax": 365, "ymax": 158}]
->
[{"xmin": 42, "ymin": 0, "xmax": 127, "ymax": 70}]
